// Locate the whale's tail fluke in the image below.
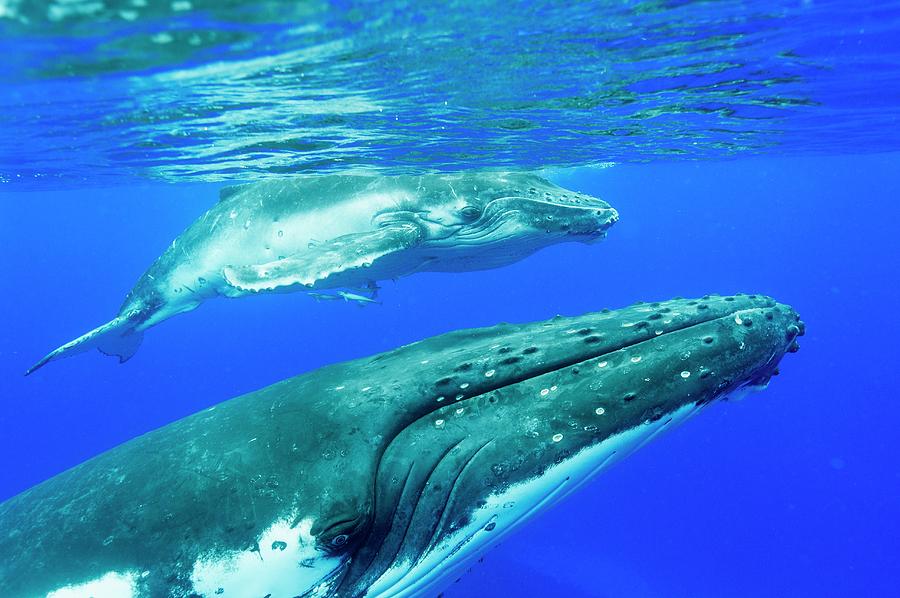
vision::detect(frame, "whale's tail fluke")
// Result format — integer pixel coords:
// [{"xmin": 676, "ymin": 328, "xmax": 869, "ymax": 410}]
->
[{"xmin": 26, "ymin": 313, "xmax": 144, "ymax": 376}]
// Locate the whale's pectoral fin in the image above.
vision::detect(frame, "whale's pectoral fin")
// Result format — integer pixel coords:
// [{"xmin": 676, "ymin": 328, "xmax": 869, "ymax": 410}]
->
[
  {"xmin": 222, "ymin": 223, "xmax": 422, "ymax": 294},
  {"xmin": 97, "ymin": 330, "xmax": 144, "ymax": 363},
  {"xmin": 26, "ymin": 311, "xmax": 144, "ymax": 375}
]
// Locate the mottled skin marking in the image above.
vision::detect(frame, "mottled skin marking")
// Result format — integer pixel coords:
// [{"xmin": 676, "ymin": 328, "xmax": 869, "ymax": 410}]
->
[
  {"xmin": 27, "ymin": 172, "xmax": 617, "ymax": 374},
  {"xmin": 2, "ymin": 295, "xmax": 803, "ymax": 597}
]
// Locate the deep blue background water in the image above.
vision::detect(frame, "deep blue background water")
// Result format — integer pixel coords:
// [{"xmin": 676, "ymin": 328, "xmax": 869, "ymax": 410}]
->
[
  {"xmin": 4, "ymin": 0, "xmax": 900, "ymax": 595},
  {"xmin": 2, "ymin": 154, "xmax": 898, "ymax": 596}
]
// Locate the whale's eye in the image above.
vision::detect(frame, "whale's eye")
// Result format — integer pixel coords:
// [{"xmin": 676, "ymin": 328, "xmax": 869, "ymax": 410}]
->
[
  {"xmin": 331, "ymin": 534, "xmax": 350, "ymax": 548},
  {"xmin": 314, "ymin": 509, "xmax": 371, "ymax": 555},
  {"xmin": 460, "ymin": 205, "xmax": 481, "ymax": 221}
]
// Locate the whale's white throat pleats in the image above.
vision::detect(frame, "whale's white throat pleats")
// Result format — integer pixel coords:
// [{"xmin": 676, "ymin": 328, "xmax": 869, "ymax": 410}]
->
[{"xmin": 363, "ymin": 402, "xmax": 700, "ymax": 598}]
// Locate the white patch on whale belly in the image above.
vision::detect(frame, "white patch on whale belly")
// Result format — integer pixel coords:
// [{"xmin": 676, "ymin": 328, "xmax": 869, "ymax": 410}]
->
[
  {"xmin": 190, "ymin": 516, "xmax": 342, "ymax": 598},
  {"xmin": 47, "ymin": 571, "xmax": 138, "ymax": 598},
  {"xmin": 365, "ymin": 402, "xmax": 701, "ymax": 598}
]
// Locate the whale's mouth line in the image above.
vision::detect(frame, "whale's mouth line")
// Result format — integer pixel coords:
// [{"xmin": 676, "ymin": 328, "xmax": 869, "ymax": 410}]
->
[
  {"xmin": 421, "ymin": 195, "xmax": 612, "ymax": 244},
  {"xmin": 456, "ymin": 197, "xmax": 614, "ymax": 242},
  {"xmin": 450, "ymin": 209, "xmax": 520, "ymax": 243}
]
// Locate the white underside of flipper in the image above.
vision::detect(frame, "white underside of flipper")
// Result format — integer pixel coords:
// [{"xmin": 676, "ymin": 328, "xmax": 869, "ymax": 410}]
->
[{"xmin": 222, "ymin": 224, "xmax": 421, "ymax": 294}]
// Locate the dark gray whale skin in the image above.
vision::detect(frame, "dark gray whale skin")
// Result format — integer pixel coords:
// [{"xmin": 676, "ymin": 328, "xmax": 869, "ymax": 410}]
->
[{"xmin": 0, "ymin": 294, "xmax": 804, "ymax": 598}]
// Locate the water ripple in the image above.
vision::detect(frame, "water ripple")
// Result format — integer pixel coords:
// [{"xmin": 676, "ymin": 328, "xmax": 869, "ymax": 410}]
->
[{"xmin": 1, "ymin": 0, "xmax": 898, "ymax": 188}]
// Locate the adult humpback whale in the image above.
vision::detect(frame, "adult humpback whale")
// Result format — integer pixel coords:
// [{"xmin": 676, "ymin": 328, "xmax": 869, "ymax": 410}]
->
[
  {"xmin": 27, "ymin": 172, "xmax": 617, "ymax": 374},
  {"xmin": 1, "ymin": 294, "xmax": 804, "ymax": 598}
]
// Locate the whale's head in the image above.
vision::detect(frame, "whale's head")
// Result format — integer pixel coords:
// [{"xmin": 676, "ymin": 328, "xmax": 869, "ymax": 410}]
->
[
  {"xmin": 320, "ymin": 294, "xmax": 803, "ymax": 596},
  {"xmin": 409, "ymin": 172, "xmax": 618, "ymax": 271}
]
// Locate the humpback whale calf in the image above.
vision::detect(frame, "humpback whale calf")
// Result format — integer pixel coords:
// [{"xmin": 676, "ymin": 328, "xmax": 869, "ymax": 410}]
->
[
  {"xmin": 27, "ymin": 172, "xmax": 617, "ymax": 374},
  {"xmin": 1, "ymin": 294, "xmax": 804, "ymax": 597}
]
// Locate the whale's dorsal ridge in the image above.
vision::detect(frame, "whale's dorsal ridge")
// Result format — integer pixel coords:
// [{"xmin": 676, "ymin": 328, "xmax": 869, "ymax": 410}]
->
[{"xmin": 218, "ymin": 182, "xmax": 252, "ymax": 202}]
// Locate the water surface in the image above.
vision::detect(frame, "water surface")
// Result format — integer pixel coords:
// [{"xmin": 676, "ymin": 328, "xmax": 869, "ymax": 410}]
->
[{"xmin": 2, "ymin": 1, "xmax": 899, "ymax": 185}]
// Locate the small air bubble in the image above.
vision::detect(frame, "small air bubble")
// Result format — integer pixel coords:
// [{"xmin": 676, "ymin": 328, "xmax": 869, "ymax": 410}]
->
[
  {"xmin": 681, "ymin": 371, "xmax": 691, "ymax": 379},
  {"xmin": 595, "ymin": 407, "xmax": 606, "ymax": 415},
  {"xmin": 552, "ymin": 433, "xmax": 564, "ymax": 442}
]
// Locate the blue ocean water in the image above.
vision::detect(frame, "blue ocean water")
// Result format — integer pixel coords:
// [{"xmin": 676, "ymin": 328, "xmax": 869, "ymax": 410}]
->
[{"xmin": 1, "ymin": 2, "xmax": 899, "ymax": 597}]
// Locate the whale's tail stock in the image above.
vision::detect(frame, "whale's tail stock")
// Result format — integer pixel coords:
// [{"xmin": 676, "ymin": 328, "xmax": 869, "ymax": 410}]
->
[{"xmin": 26, "ymin": 312, "xmax": 144, "ymax": 375}]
